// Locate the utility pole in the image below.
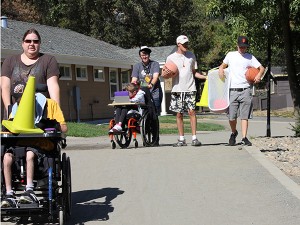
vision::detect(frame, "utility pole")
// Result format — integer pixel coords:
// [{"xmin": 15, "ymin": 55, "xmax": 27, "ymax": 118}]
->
[{"xmin": 264, "ymin": 21, "xmax": 271, "ymax": 137}]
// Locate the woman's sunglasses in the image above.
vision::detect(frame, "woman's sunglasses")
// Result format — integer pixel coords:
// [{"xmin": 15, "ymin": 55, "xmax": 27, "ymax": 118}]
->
[{"xmin": 24, "ymin": 39, "xmax": 40, "ymax": 44}]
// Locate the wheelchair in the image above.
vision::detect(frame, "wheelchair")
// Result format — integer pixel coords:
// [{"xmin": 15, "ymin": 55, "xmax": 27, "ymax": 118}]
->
[
  {"xmin": 1, "ymin": 126, "xmax": 71, "ymax": 225},
  {"xmin": 1, "ymin": 124, "xmax": 72, "ymax": 224},
  {"xmin": 109, "ymin": 87, "xmax": 159, "ymax": 149},
  {"xmin": 1, "ymin": 76, "xmax": 71, "ymax": 224}
]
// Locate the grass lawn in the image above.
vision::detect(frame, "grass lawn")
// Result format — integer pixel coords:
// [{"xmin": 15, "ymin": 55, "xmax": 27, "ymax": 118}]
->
[{"xmin": 67, "ymin": 115, "xmax": 225, "ymax": 137}]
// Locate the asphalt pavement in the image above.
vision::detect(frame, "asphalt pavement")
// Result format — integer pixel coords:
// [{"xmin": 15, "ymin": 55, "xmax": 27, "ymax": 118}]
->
[{"xmin": 62, "ymin": 114, "xmax": 300, "ymax": 225}]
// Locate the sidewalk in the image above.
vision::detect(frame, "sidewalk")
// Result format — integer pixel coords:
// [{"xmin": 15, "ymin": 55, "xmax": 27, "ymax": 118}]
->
[{"xmin": 66, "ymin": 115, "xmax": 300, "ymax": 225}]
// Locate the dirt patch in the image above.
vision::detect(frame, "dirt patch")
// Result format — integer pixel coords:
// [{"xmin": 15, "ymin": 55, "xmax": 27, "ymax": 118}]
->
[{"xmin": 252, "ymin": 136, "xmax": 300, "ymax": 184}]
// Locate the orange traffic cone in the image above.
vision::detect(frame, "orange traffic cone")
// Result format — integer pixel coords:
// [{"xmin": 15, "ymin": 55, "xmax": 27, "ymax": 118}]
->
[{"xmin": 2, "ymin": 76, "xmax": 44, "ymax": 134}]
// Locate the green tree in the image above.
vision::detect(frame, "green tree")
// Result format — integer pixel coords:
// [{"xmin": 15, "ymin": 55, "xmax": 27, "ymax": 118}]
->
[{"xmin": 206, "ymin": 0, "xmax": 300, "ymax": 116}]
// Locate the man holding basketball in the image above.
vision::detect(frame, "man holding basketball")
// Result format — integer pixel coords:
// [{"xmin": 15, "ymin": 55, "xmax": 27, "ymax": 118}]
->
[
  {"xmin": 218, "ymin": 36, "xmax": 265, "ymax": 146},
  {"xmin": 167, "ymin": 35, "xmax": 206, "ymax": 147}
]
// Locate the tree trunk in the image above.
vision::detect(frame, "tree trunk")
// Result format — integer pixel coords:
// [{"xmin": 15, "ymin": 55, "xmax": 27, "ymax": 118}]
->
[{"xmin": 277, "ymin": 1, "xmax": 300, "ymax": 117}]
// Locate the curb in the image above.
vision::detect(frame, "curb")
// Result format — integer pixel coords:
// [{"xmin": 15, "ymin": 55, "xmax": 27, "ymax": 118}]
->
[{"xmin": 245, "ymin": 146, "xmax": 300, "ymax": 201}]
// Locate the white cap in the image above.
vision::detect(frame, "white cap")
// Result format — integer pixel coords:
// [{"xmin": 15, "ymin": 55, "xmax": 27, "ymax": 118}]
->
[
  {"xmin": 176, "ymin": 35, "xmax": 189, "ymax": 44},
  {"xmin": 139, "ymin": 46, "xmax": 152, "ymax": 54}
]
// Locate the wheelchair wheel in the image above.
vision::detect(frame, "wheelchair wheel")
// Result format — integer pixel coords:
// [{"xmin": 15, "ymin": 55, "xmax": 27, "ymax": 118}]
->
[
  {"xmin": 111, "ymin": 140, "xmax": 116, "ymax": 149},
  {"xmin": 141, "ymin": 110, "xmax": 159, "ymax": 147},
  {"xmin": 134, "ymin": 140, "xmax": 138, "ymax": 148},
  {"xmin": 114, "ymin": 127, "xmax": 132, "ymax": 149},
  {"xmin": 62, "ymin": 153, "xmax": 72, "ymax": 222}
]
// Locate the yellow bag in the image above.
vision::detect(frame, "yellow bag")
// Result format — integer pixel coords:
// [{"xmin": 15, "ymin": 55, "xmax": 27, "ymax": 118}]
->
[{"xmin": 196, "ymin": 79, "xmax": 208, "ymax": 107}]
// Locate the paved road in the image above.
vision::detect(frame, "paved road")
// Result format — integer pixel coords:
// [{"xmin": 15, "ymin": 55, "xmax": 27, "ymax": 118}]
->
[
  {"xmin": 64, "ymin": 116, "xmax": 300, "ymax": 225},
  {"xmin": 2, "ymin": 115, "xmax": 300, "ymax": 225}
]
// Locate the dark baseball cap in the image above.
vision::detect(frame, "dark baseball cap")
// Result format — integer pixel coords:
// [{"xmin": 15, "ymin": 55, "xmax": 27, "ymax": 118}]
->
[{"xmin": 237, "ymin": 36, "xmax": 250, "ymax": 47}]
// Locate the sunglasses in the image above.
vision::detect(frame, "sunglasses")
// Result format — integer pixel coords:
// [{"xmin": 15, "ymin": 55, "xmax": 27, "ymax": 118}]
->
[
  {"xmin": 181, "ymin": 43, "xmax": 189, "ymax": 47},
  {"xmin": 24, "ymin": 39, "xmax": 40, "ymax": 44}
]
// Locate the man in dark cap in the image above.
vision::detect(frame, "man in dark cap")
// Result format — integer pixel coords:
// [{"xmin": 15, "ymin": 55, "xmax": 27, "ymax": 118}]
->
[{"xmin": 218, "ymin": 36, "xmax": 265, "ymax": 146}]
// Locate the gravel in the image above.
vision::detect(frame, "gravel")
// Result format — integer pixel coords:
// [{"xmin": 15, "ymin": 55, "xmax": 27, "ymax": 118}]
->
[{"xmin": 252, "ymin": 136, "xmax": 300, "ymax": 184}]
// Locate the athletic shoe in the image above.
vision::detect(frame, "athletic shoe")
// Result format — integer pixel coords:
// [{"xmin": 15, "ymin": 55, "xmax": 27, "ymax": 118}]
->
[
  {"xmin": 109, "ymin": 124, "xmax": 123, "ymax": 133},
  {"xmin": 112, "ymin": 124, "xmax": 122, "ymax": 132},
  {"xmin": 173, "ymin": 139, "xmax": 187, "ymax": 147},
  {"xmin": 19, "ymin": 190, "xmax": 39, "ymax": 205},
  {"xmin": 153, "ymin": 141, "xmax": 159, "ymax": 146},
  {"xmin": 241, "ymin": 137, "xmax": 252, "ymax": 146},
  {"xmin": 1, "ymin": 194, "xmax": 17, "ymax": 208},
  {"xmin": 228, "ymin": 131, "xmax": 238, "ymax": 146},
  {"xmin": 191, "ymin": 139, "xmax": 202, "ymax": 146}
]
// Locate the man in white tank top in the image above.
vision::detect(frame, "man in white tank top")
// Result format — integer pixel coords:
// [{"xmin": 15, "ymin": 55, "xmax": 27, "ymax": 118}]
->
[{"xmin": 166, "ymin": 35, "xmax": 206, "ymax": 147}]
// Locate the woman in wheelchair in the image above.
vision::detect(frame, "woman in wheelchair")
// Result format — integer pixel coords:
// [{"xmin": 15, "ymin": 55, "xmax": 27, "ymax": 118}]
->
[
  {"xmin": 1, "ymin": 93, "xmax": 67, "ymax": 208},
  {"xmin": 109, "ymin": 82, "xmax": 145, "ymax": 133}
]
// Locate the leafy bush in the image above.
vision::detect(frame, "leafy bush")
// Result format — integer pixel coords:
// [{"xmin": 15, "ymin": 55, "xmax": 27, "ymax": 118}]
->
[{"xmin": 291, "ymin": 115, "xmax": 300, "ymax": 137}]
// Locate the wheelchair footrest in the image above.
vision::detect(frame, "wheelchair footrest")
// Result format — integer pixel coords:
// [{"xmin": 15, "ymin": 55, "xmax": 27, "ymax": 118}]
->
[
  {"xmin": 18, "ymin": 202, "xmax": 39, "ymax": 208},
  {"xmin": 1, "ymin": 205, "xmax": 46, "ymax": 216},
  {"xmin": 109, "ymin": 130, "xmax": 124, "ymax": 134}
]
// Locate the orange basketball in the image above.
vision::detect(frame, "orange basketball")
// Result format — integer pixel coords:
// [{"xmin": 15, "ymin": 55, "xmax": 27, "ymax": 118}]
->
[
  {"xmin": 245, "ymin": 67, "xmax": 259, "ymax": 83},
  {"xmin": 161, "ymin": 60, "xmax": 178, "ymax": 79}
]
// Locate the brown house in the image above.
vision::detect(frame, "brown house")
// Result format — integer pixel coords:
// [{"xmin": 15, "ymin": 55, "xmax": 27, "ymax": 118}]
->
[
  {"xmin": 252, "ymin": 66, "xmax": 293, "ymax": 111},
  {"xmin": 1, "ymin": 18, "xmax": 175, "ymax": 121}
]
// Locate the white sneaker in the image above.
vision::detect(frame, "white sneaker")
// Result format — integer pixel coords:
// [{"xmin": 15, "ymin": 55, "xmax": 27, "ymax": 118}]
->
[
  {"xmin": 112, "ymin": 124, "xmax": 122, "ymax": 132},
  {"xmin": 1, "ymin": 194, "xmax": 17, "ymax": 208},
  {"xmin": 19, "ymin": 190, "xmax": 39, "ymax": 205}
]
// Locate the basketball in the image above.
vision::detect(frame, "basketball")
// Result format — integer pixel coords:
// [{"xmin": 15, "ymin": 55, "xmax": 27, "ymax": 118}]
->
[
  {"xmin": 161, "ymin": 60, "xmax": 178, "ymax": 79},
  {"xmin": 245, "ymin": 67, "xmax": 259, "ymax": 83}
]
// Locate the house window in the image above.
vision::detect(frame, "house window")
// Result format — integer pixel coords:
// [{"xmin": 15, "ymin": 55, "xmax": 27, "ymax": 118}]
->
[
  {"xmin": 94, "ymin": 67, "xmax": 105, "ymax": 82},
  {"xmin": 76, "ymin": 66, "xmax": 87, "ymax": 80},
  {"xmin": 121, "ymin": 69, "xmax": 130, "ymax": 90},
  {"xmin": 109, "ymin": 68, "xmax": 118, "ymax": 99},
  {"xmin": 59, "ymin": 64, "xmax": 72, "ymax": 80}
]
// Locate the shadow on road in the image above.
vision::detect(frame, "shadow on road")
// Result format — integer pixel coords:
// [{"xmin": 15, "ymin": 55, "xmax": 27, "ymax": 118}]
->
[{"xmin": 68, "ymin": 187, "xmax": 124, "ymax": 224}]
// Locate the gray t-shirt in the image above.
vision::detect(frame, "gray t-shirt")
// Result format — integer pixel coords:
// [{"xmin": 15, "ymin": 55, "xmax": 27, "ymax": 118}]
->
[{"xmin": 131, "ymin": 60, "xmax": 161, "ymax": 99}]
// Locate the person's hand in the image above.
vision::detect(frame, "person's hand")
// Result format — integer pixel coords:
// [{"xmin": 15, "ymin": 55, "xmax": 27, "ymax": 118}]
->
[
  {"xmin": 218, "ymin": 70, "xmax": 226, "ymax": 80},
  {"xmin": 147, "ymin": 83, "xmax": 153, "ymax": 89},
  {"xmin": 254, "ymin": 75, "xmax": 262, "ymax": 84}
]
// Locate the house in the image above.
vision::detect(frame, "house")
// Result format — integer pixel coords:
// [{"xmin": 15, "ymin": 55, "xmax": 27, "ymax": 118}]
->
[
  {"xmin": 1, "ymin": 18, "xmax": 175, "ymax": 121},
  {"xmin": 252, "ymin": 66, "xmax": 294, "ymax": 111}
]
